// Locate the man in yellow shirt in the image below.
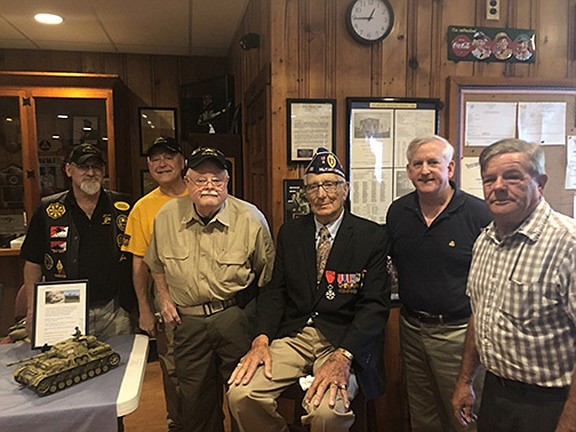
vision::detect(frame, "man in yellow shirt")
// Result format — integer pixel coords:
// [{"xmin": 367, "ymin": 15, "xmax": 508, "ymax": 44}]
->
[{"xmin": 122, "ymin": 136, "xmax": 187, "ymax": 432}]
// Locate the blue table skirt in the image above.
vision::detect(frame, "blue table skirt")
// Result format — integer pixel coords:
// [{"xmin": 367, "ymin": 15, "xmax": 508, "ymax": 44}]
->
[{"xmin": 0, "ymin": 335, "xmax": 136, "ymax": 432}]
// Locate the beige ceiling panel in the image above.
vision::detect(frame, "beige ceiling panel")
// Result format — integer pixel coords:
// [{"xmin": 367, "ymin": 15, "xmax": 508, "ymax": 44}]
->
[{"xmin": 190, "ymin": 0, "xmax": 246, "ymax": 49}]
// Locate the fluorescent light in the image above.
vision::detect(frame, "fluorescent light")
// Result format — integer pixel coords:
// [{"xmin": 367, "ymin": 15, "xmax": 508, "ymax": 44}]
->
[
  {"xmin": 34, "ymin": 13, "xmax": 63, "ymax": 25},
  {"xmin": 57, "ymin": 114, "xmax": 69, "ymax": 119},
  {"xmin": 52, "ymin": 134, "xmax": 61, "ymax": 140}
]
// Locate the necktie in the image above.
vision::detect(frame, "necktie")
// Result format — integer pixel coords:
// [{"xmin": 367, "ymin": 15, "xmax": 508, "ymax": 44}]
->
[{"xmin": 316, "ymin": 226, "xmax": 331, "ymax": 282}]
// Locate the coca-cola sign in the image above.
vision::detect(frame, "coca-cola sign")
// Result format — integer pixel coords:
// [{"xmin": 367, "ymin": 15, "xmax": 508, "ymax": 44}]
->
[{"xmin": 447, "ymin": 25, "xmax": 535, "ymax": 64}]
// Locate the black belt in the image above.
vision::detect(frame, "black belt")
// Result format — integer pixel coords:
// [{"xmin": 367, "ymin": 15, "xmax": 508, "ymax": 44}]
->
[
  {"xmin": 402, "ymin": 307, "xmax": 469, "ymax": 325},
  {"xmin": 487, "ymin": 371, "xmax": 569, "ymax": 395}
]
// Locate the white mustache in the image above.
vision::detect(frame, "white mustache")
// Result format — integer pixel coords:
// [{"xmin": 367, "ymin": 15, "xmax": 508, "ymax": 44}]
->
[{"xmin": 201, "ymin": 191, "xmax": 219, "ymax": 197}]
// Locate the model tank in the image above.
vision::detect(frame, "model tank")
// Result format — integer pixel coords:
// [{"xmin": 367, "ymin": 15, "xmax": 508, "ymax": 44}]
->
[{"xmin": 8, "ymin": 335, "xmax": 121, "ymax": 396}]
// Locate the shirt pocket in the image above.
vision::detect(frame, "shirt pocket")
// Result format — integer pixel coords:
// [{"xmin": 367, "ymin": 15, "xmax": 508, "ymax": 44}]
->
[
  {"xmin": 163, "ymin": 247, "xmax": 191, "ymax": 289},
  {"xmin": 499, "ymin": 279, "xmax": 558, "ymax": 333},
  {"xmin": 216, "ymin": 251, "xmax": 250, "ymax": 289}
]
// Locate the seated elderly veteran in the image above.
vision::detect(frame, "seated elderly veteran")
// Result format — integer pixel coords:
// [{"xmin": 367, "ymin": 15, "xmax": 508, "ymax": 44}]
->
[
  {"xmin": 144, "ymin": 147, "xmax": 275, "ymax": 432},
  {"xmin": 228, "ymin": 147, "xmax": 391, "ymax": 432}
]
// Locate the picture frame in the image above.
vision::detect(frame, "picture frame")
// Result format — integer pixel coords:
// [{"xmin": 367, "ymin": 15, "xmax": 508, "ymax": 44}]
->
[
  {"xmin": 346, "ymin": 97, "xmax": 441, "ymax": 223},
  {"xmin": 139, "ymin": 107, "xmax": 177, "ymax": 156},
  {"xmin": 32, "ymin": 279, "xmax": 89, "ymax": 348},
  {"xmin": 283, "ymin": 179, "xmax": 310, "ymax": 222},
  {"xmin": 287, "ymin": 99, "xmax": 336, "ymax": 163}
]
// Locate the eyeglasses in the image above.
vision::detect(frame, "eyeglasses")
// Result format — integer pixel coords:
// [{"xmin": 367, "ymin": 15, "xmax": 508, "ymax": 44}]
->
[
  {"xmin": 304, "ymin": 181, "xmax": 345, "ymax": 194},
  {"xmin": 184, "ymin": 176, "xmax": 226, "ymax": 188},
  {"xmin": 73, "ymin": 163, "xmax": 104, "ymax": 172}
]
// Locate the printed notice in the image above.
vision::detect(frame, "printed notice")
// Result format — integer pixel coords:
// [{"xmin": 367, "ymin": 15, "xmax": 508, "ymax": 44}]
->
[
  {"xmin": 465, "ymin": 102, "xmax": 517, "ymax": 146},
  {"xmin": 33, "ymin": 280, "xmax": 88, "ymax": 348},
  {"xmin": 460, "ymin": 157, "xmax": 485, "ymax": 199},
  {"xmin": 518, "ymin": 102, "xmax": 566, "ymax": 145},
  {"xmin": 566, "ymin": 136, "xmax": 576, "ymax": 189}
]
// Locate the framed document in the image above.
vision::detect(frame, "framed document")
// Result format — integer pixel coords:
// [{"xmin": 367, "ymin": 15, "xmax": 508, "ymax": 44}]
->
[
  {"xmin": 33, "ymin": 280, "xmax": 89, "ymax": 348},
  {"xmin": 287, "ymin": 99, "xmax": 336, "ymax": 163},
  {"xmin": 139, "ymin": 107, "xmax": 177, "ymax": 155}
]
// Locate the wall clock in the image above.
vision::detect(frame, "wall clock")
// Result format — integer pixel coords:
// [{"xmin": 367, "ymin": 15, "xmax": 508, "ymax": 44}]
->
[{"xmin": 346, "ymin": 0, "xmax": 394, "ymax": 45}]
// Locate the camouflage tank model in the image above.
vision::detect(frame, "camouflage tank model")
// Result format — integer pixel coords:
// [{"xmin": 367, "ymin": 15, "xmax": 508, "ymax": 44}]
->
[{"xmin": 8, "ymin": 335, "xmax": 121, "ymax": 396}]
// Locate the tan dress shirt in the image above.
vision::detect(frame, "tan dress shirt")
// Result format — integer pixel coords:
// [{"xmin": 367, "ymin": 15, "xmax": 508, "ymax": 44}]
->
[{"xmin": 144, "ymin": 195, "xmax": 275, "ymax": 307}]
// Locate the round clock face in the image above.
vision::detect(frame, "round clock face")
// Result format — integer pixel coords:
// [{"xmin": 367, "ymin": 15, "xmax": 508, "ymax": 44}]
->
[{"xmin": 346, "ymin": 0, "xmax": 394, "ymax": 44}]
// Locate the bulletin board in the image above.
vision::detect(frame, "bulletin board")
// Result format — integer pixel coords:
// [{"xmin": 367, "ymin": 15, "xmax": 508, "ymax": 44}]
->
[
  {"xmin": 346, "ymin": 97, "xmax": 442, "ymax": 224},
  {"xmin": 446, "ymin": 76, "xmax": 576, "ymax": 217}
]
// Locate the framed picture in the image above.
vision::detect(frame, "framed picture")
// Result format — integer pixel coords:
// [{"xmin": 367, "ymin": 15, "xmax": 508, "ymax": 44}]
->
[
  {"xmin": 139, "ymin": 107, "xmax": 177, "ymax": 155},
  {"xmin": 140, "ymin": 170, "xmax": 157, "ymax": 196},
  {"xmin": 32, "ymin": 279, "xmax": 89, "ymax": 348},
  {"xmin": 283, "ymin": 179, "xmax": 310, "ymax": 222},
  {"xmin": 73, "ymin": 116, "xmax": 99, "ymax": 145},
  {"xmin": 287, "ymin": 99, "xmax": 336, "ymax": 163}
]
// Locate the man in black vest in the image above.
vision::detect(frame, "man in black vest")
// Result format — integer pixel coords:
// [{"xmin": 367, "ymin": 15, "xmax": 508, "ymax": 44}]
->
[{"xmin": 21, "ymin": 143, "xmax": 134, "ymax": 339}]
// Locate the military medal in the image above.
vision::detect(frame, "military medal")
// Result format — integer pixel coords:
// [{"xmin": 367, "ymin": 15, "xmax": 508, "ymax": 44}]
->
[{"xmin": 325, "ymin": 270, "xmax": 336, "ymax": 300}]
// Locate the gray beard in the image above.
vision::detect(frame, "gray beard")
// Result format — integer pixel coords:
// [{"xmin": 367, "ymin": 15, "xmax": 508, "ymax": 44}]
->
[{"xmin": 80, "ymin": 179, "xmax": 101, "ymax": 195}]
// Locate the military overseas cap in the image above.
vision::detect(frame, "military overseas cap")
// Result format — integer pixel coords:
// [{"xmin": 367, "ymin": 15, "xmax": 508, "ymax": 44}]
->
[
  {"xmin": 305, "ymin": 147, "xmax": 346, "ymax": 179},
  {"xmin": 185, "ymin": 147, "xmax": 228, "ymax": 171},
  {"xmin": 68, "ymin": 143, "xmax": 105, "ymax": 165},
  {"xmin": 146, "ymin": 136, "xmax": 182, "ymax": 157}
]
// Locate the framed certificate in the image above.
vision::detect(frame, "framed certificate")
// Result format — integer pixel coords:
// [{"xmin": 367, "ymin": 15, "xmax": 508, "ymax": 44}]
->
[
  {"xmin": 32, "ymin": 280, "xmax": 89, "ymax": 348},
  {"xmin": 287, "ymin": 99, "xmax": 336, "ymax": 163}
]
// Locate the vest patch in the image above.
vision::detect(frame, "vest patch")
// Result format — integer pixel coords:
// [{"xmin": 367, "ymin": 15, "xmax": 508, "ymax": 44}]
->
[
  {"xmin": 114, "ymin": 201, "xmax": 130, "ymax": 211},
  {"xmin": 102, "ymin": 214, "xmax": 112, "ymax": 225},
  {"xmin": 46, "ymin": 202, "xmax": 66, "ymax": 220},
  {"xmin": 55, "ymin": 260, "xmax": 66, "ymax": 278},
  {"xmin": 50, "ymin": 240, "xmax": 67, "ymax": 253},
  {"xmin": 116, "ymin": 214, "xmax": 127, "ymax": 231},
  {"xmin": 44, "ymin": 253, "xmax": 54, "ymax": 270},
  {"xmin": 50, "ymin": 226, "xmax": 69, "ymax": 238},
  {"xmin": 116, "ymin": 234, "xmax": 124, "ymax": 248}
]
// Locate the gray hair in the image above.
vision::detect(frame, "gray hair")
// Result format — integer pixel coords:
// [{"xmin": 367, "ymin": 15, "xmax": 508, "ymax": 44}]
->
[
  {"xmin": 479, "ymin": 138, "xmax": 546, "ymax": 177},
  {"xmin": 406, "ymin": 135, "xmax": 454, "ymax": 163}
]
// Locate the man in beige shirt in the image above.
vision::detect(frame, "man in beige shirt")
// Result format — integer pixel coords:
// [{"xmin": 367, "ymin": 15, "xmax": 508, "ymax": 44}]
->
[{"xmin": 145, "ymin": 147, "xmax": 275, "ymax": 432}]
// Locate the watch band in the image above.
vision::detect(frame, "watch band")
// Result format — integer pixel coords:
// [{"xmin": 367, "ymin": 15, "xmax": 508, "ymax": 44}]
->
[{"xmin": 336, "ymin": 347, "xmax": 354, "ymax": 362}]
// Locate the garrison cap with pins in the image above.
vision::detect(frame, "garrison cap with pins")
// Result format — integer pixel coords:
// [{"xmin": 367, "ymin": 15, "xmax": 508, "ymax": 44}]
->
[
  {"xmin": 68, "ymin": 143, "xmax": 105, "ymax": 165},
  {"xmin": 305, "ymin": 147, "xmax": 346, "ymax": 179}
]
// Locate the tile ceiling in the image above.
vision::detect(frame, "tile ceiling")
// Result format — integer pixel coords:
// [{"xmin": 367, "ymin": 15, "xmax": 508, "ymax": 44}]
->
[{"xmin": 0, "ymin": 0, "xmax": 249, "ymax": 57}]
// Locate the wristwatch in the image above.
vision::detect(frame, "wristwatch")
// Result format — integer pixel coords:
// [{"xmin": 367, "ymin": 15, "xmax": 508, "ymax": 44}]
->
[{"xmin": 336, "ymin": 347, "xmax": 354, "ymax": 362}]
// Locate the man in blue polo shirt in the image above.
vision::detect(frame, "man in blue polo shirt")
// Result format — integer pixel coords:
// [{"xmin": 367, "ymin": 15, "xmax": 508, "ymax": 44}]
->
[{"xmin": 387, "ymin": 135, "xmax": 492, "ymax": 432}]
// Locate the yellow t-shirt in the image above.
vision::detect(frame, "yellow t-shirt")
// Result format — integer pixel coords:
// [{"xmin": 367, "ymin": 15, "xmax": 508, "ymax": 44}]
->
[{"xmin": 122, "ymin": 187, "xmax": 188, "ymax": 256}]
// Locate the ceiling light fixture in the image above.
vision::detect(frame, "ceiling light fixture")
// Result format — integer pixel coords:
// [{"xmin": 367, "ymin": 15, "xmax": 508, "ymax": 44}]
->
[{"xmin": 34, "ymin": 13, "xmax": 63, "ymax": 25}]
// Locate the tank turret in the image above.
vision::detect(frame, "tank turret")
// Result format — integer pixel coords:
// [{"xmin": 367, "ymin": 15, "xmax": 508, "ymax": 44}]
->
[{"xmin": 9, "ymin": 335, "xmax": 121, "ymax": 396}]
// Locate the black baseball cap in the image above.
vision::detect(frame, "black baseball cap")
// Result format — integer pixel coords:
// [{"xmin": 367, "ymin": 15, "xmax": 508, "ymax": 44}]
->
[
  {"xmin": 68, "ymin": 143, "xmax": 105, "ymax": 165},
  {"xmin": 146, "ymin": 136, "xmax": 182, "ymax": 157},
  {"xmin": 185, "ymin": 147, "xmax": 227, "ymax": 171}
]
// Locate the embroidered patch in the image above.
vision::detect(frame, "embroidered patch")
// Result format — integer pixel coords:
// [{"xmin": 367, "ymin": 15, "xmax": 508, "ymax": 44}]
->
[
  {"xmin": 102, "ymin": 214, "xmax": 112, "ymax": 225},
  {"xmin": 55, "ymin": 260, "xmax": 66, "ymax": 278},
  {"xmin": 44, "ymin": 253, "xmax": 54, "ymax": 270},
  {"xmin": 50, "ymin": 240, "xmax": 67, "ymax": 253},
  {"xmin": 114, "ymin": 201, "xmax": 130, "ymax": 211},
  {"xmin": 46, "ymin": 202, "xmax": 66, "ymax": 220},
  {"xmin": 50, "ymin": 226, "xmax": 69, "ymax": 238},
  {"xmin": 116, "ymin": 214, "xmax": 128, "ymax": 231},
  {"xmin": 116, "ymin": 234, "xmax": 124, "ymax": 248},
  {"xmin": 122, "ymin": 234, "xmax": 131, "ymax": 247}
]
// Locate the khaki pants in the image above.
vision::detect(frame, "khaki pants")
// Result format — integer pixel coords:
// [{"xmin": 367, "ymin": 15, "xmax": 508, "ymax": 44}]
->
[
  {"xmin": 228, "ymin": 326, "xmax": 357, "ymax": 432},
  {"xmin": 400, "ymin": 312, "xmax": 483, "ymax": 432},
  {"xmin": 174, "ymin": 305, "xmax": 252, "ymax": 432}
]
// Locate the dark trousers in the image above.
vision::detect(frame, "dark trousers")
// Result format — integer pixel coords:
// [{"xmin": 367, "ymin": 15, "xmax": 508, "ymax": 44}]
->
[
  {"xmin": 173, "ymin": 304, "xmax": 253, "ymax": 432},
  {"xmin": 478, "ymin": 371, "xmax": 568, "ymax": 432}
]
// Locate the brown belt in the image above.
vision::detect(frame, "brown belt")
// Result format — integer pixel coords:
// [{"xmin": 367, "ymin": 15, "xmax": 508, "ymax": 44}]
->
[{"xmin": 177, "ymin": 297, "xmax": 236, "ymax": 317}]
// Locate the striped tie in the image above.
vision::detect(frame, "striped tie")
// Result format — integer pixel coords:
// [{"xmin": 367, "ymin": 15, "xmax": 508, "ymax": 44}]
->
[{"xmin": 317, "ymin": 226, "xmax": 331, "ymax": 282}]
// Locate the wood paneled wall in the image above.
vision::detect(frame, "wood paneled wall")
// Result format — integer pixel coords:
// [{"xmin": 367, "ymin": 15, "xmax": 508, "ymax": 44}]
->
[
  {"xmin": 230, "ymin": 0, "xmax": 576, "ymax": 234},
  {"xmin": 0, "ymin": 49, "xmax": 228, "ymax": 197}
]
